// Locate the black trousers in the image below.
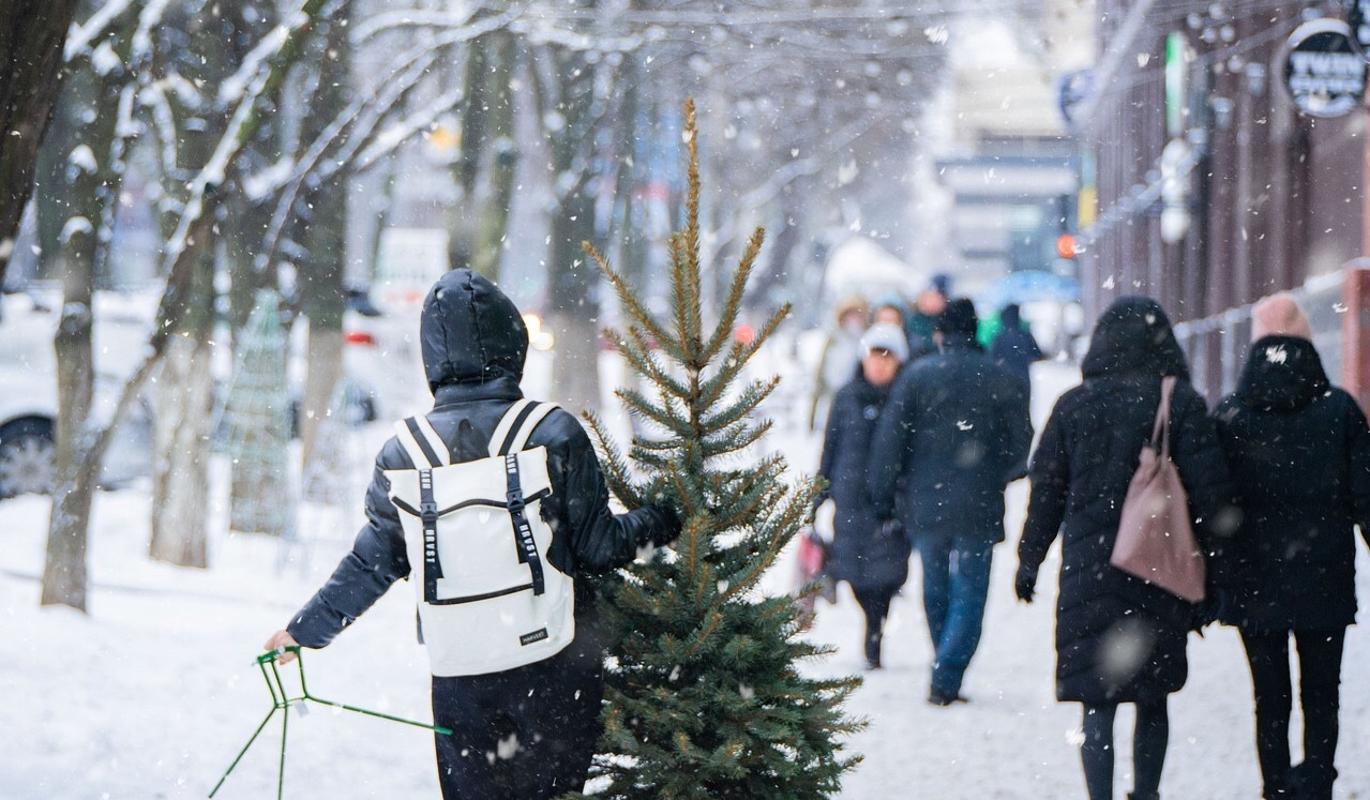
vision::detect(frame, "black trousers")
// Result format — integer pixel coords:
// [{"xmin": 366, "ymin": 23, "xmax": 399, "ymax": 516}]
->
[
  {"xmin": 852, "ymin": 585, "xmax": 895, "ymax": 663},
  {"xmin": 1080, "ymin": 699, "xmax": 1169, "ymax": 800},
  {"xmin": 431, "ymin": 647, "xmax": 604, "ymax": 800},
  {"xmin": 1240, "ymin": 628, "xmax": 1346, "ymax": 800}
]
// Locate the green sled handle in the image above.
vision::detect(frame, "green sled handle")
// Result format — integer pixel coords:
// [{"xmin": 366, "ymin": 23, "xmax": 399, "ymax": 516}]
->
[{"xmin": 208, "ymin": 646, "xmax": 452, "ymax": 799}]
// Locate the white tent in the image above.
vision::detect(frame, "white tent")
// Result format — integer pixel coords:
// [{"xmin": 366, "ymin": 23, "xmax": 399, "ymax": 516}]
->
[{"xmin": 820, "ymin": 236, "xmax": 924, "ymax": 307}]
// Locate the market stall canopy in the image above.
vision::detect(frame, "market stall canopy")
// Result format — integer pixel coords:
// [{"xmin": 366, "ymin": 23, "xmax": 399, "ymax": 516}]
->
[{"xmin": 822, "ymin": 236, "xmax": 924, "ymax": 303}]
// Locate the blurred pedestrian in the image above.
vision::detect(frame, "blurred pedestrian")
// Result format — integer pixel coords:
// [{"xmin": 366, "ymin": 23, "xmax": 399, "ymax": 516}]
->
[
  {"xmin": 1014, "ymin": 296, "xmax": 1232, "ymax": 800},
  {"xmin": 873, "ymin": 298, "xmax": 907, "ymax": 329},
  {"xmin": 904, "ymin": 274, "xmax": 951, "ymax": 360},
  {"xmin": 817, "ymin": 322, "xmax": 913, "ymax": 670},
  {"xmin": 868, "ymin": 298, "xmax": 1033, "ymax": 704},
  {"xmin": 990, "ymin": 303, "xmax": 1044, "ymax": 389},
  {"xmin": 809, "ymin": 296, "xmax": 869, "ymax": 431},
  {"xmin": 1213, "ymin": 294, "xmax": 1370, "ymax": 800}
]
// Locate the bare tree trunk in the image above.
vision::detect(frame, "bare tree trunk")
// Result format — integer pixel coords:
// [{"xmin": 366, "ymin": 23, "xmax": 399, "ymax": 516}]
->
[
  {"xmin": 299, "ymin": 328, "xmax": 343, "ymax": 464},
  {"xmin": 548, "ymin": 189, "xmax": 600, "ymax": 413},
  {"xmin": 471, "ymin": 32, "xmax": 518, "ymax": 281},
  {"xmin": 149, "ymin": 328, "xmax": 212, "ymax": 568},
  {"xmin": 0, "ymin": 0, "xmax": 80, "ymax": 285},
  {"xmin": 42, "ymin": 223, "xmax": 96, "ymax": 609},
  {"xmin": 446, "ymin": 35, "xmax": 491, "ymax": 269},
  {"xmin": 298, "ymin": 2, "xmax": 352, "ymax": 465},
  {"xmin": 39, "ymin": 9, "xmax": 137, "ymax": 608}
]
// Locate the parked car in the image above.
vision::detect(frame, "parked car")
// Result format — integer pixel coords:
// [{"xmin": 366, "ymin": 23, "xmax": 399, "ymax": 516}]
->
[
  {"xmin": 0, "ymin": 291, "xmax": 155, "ymax": 498},
  {"xmin": 0, "ymin": 287, "xmax": 405, "ymax": 500}
]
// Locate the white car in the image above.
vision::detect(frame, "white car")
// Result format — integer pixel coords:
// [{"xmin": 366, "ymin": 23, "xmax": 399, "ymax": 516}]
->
[{"xmin": 0, "ymin": 291, "xmax": 155, "ymax": 497}]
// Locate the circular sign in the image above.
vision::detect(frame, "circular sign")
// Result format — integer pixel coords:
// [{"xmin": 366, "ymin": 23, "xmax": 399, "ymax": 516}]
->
[
  {"xmin": 1283, "ymin": 19, "xmax": 1366, "ymax": 117},
  {"xmin": 1348, "ymin": 0, "xmax": 1370, "ymax": 58}
]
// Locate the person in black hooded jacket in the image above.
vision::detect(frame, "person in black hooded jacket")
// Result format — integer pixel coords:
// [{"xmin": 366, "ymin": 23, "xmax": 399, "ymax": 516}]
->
[
  {"xmin": 263, "ymin": 269, "xmax": 680, "ymax": 800},
  {"xmin": 1213, "ymin": 294, "xmax": 1370, "ymax": 800},
  {"xmin": 867, "ymin": 298, "xmax": 1033, "ymax": 704},
  {"xmin": 1014, "ymin": 296, "xmax": 1233, "ymax": 800}
]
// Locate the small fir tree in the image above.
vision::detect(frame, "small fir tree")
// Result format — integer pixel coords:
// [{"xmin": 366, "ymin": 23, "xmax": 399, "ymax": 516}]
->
[{"xmin": 578, "ymin": 99, "xmax": 862, "ymax": 799}]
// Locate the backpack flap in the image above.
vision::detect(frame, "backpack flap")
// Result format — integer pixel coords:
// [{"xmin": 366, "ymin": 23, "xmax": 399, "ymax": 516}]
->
[{"xmin": 384, "ymin": 448, "xmax": 552, "ymax": 515}]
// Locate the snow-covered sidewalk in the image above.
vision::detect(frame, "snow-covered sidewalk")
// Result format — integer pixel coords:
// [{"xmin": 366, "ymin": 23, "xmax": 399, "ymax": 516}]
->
[{"xmin": 4, "ymin": 363, "xmax": 1370, "ymax": 798}]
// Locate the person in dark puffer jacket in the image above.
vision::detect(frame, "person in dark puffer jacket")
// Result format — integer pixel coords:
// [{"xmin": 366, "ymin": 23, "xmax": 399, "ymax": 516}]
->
[
  {"xmin": 1213, "ymin": 294, "xmax": 1370, "ymax": 800},
  {"xmin": 263, "ymin": 269, "xmax": 680, "ymax": 800},
  {"xmin": 818, "ymin": 322, "xmax": 913, "ymax": 671},
  {"xmin": 1014, "ymin": 296, "xmax": 1234, "ymax": 800},
  {"xmin": 868, "ymin": 298, "xmax": 1033, "ymax": 705}
]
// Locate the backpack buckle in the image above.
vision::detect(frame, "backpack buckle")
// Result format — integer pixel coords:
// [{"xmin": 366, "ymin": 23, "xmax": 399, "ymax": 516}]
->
[
  {"xmin": 505, "ymin": 491, "xmax": 525, "ymax": 514},
  {"xmin": 419, "ymin": 501, "xmax": 438, "ymax": 518}
]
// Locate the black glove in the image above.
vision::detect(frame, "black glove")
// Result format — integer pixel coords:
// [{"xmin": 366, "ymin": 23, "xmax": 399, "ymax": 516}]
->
[
  {"xmin": 648, "ymin": 504, "xmax": 684, "ymax": 548},
  {"xmin": 1014, "ymin": 565, "xmax": 1037, "ymax": 604}
]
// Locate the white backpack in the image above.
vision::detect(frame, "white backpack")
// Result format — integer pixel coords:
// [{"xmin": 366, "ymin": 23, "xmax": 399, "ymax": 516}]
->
[{"xmin": 385, "ymin": 399, "xmax": 575, "ymax": 677}]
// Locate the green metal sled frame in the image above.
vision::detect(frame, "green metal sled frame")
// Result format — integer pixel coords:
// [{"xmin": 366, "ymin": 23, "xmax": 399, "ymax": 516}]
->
[{"xmin": 209, "ymin": 646, "xmax": 451, "ymax": 799}]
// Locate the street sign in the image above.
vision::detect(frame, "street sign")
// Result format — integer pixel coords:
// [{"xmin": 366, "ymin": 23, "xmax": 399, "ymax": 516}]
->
[
  {"xmin": 1282, "ymin": 18, "xmax": 1366, "ymax": 118},
  {"xmin": 1348, "ymin": 0, "xmax": 1370, "ymax": 58}
]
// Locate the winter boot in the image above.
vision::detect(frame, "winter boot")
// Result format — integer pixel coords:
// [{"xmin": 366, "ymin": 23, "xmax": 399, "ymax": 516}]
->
[
  {"xmin": 1289, "ymin": 762, "xmax": 1336, "ymax": 800},
  {"xmin": 864, "ymin": 630, "xmax": 883, "ymax": 670},
  {"xmin": 927, "ymin": 688, "xmax": 968, "ymax": 706}
]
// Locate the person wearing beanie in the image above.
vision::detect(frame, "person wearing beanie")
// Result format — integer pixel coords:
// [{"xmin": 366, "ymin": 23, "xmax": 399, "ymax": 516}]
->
[
  {"xmin": 1213, "ymin": 293, "xmax": 1370, "ymax": 800},
  {"xmin": 264, "ymin": 270, "xmax": 681, "ymax": 799},
  {"xmin": 867, "ymin": 297, "xmax": 1033, "ymax": 704},
  {"xmin": 905, "ymin": 276, "xmax": 951, "ymax": 362},
  {"xmin": 990, "ymin": 303, "xmax": 1045, "ymax": 390},
  {"xmin": 817, "ymin": 322, "xmax": 913, "ymax": 670}
]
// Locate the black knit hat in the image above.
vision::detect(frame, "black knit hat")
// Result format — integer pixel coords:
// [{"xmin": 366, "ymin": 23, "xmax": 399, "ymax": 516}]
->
[{"xmin": 935, "ymin": 297, "xmax": 979, "ymax": 337}]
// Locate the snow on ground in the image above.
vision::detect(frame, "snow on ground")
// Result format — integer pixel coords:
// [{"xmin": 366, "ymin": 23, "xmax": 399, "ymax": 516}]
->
[{"xmin": 3, "ymin": 361, "xmax": 1370, "ymax": 798}]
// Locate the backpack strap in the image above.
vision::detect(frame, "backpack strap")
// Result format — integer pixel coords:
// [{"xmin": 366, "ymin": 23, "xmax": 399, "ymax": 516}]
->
[
  {"xmin": 504, "ymin": 452, "xmax": 545, "ymax": 596},
  {"xmin": 502, "ymin": 402, "xmax": 560, "ymax": 455},
  {"xmin": 487, "ymin": 399, "xmax": 535, "ymax": 458},
  {"xmin": 418, "ymin": 467, "xmax": 443, "ymax": 603},
  {"xmin": 395, "ymin": 417, "xmax": 446, "ymax": 468}
]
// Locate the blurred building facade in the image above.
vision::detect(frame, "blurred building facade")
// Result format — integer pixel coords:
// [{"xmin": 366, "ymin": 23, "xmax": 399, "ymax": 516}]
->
[
  {"xmin": 928, "ymin": 0, "xmax": 1095, "ymax": 299},
  {"xmin": 1075, "ymin": 1, "xmax": 1370, "ymax": 404}
]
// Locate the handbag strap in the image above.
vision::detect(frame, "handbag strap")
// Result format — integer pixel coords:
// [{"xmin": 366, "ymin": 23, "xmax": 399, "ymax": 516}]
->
[{"xmin": 1150, "ymin": 376, "xmax": 1177, "ymax": 457}]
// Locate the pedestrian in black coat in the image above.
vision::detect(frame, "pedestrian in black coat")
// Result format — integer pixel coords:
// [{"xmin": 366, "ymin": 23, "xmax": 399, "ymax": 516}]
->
[
  {"xmin": 818, "ymin": 322, "xmax": 913, "ymax": 670},
  {"xmin": 1015, "ymin": 296, "xmax": 1233, "ymax": 800},
  {"xmin": 868, "ymin": 298, "xmax": 1033, "ymax": 704},
  {"xmin": 264, "ymin": 270, "xmax": 680, "ymax": 800},
  {"xmin": 990, "ymin": 303, "xmax": 1044, "ymax": 387},
  {"xmin": 1213, "ymin": 294, "xmax": 1370, "ymax": 800}
]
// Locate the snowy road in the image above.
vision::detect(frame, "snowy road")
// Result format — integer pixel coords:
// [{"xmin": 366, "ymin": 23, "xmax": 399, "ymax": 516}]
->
[{"xmin": 4, "ymin": 362, "xmax": 1370, "ymax": 799}]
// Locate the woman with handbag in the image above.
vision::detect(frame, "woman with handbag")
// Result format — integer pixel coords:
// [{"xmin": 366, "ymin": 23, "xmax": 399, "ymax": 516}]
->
[
  {"xmin": 1213, "ymin": 294, "xmax": 1370, "ymax": 800},
  {"xmin": 817, "ymin": 322, "xmax": 913, "ymax": 670},
  {"xmin": 1013, "ymin": 297, "xmax": 1233, "ymax": 800}
]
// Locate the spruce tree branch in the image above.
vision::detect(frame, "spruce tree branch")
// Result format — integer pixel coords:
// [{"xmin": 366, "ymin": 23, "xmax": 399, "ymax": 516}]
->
[
  {"xmin": 584, "ymin": 411, "xmax": 646, "ymax": 508},
  {"xmin": 701, "ymin": 226, "xmax": 765, "ymax": 362},
  {"xmin": 585, "ymin": 241, "xmax": 677, "ymax": 358}
]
